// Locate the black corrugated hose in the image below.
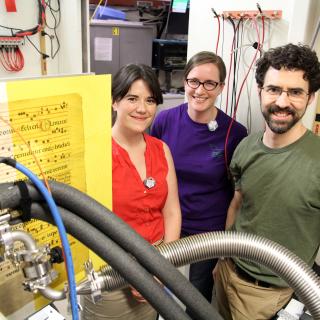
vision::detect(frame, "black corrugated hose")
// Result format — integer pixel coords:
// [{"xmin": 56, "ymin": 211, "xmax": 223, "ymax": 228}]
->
[{"xmin": 0, "ymin": 181, "xmax": 223, "ymax": 320}]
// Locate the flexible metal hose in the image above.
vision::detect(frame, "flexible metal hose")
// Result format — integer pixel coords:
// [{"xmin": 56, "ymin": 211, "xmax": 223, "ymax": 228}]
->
[
  {"xmin": 2, "ymin": 183, "xmax": 319, "ymax": 318},
  {"xmin": 88, "ymin": 231, "xmax": 320, "ymax": 320}
]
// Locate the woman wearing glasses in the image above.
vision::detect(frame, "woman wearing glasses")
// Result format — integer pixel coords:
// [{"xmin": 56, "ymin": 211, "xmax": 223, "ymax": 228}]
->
[{"xmin": 151, "ymin": 51, "xmax": 247, "ymax": 314}]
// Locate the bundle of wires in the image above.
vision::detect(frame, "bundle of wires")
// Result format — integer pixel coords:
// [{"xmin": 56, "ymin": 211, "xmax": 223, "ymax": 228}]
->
[
  {"xmin": 211, "ymin": 4, "xmax": 266, "ymax": 171},
  {"xmin": 0, "ymin": 44, "xmax": 24, "ymax": 71},
  {"xmin": 44, "ymin": 0, "xmax": 61, "ymax": 59},
  {"xmin": 0, "ymin": 0, "xmax": 51, "ymax": 63}
]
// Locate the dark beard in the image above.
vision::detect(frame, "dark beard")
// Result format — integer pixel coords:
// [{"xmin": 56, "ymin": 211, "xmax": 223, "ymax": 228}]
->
[{"xmin": 262, "ymin": 104, "xmax": 300, "ymax": 134}]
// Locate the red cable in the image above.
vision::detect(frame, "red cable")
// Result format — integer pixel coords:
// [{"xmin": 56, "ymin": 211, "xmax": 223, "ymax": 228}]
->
[
  {"xmin": 7, "ymin": 48, "xmax": 17, "ymax": 71},
  {"xmin": 13, "ymin": 48, "xmax": 19, "ymax": 70},
  {"xmin": 2, "ymin": 48, "xmax": 12, "ymax": 71},
  {"xmin": 11, "ymin": 48, "xmax": 19, "ymax": 71},
  {"xmin": 0, "ymin": 49, "xmax": 11, "ymax": 71},
  {"xmin": 0, "ymin": 45, "xmax": 24, "ymax": 71},
  {"xmin": 215, "ymin": 15, "xmax": 221, "ymax": 54},
  {"xmin": 4, "ymin": 49, "xmax": 12, "ymax": 70},
  {"xmin": 16, "ymin": 47, "xmax": 24, "ymax": 70},
  {"xmin": 8, "ymin": 48, "xmax": 18, "ymax": 71}
]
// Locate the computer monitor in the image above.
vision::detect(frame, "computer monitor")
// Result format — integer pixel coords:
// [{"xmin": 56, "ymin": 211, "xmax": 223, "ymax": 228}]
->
[
  {"xmin": 167, "ymin": 0, "xmax": 189, "ymax": 35},
  {"xmin": 171, "ymin": 0, "xmax": 188, "ymax": 13}
]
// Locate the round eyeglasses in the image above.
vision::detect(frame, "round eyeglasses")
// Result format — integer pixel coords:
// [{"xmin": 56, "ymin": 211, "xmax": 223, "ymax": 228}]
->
[
  {"xmin": 186, "ymin": 78, "xmax": 220, "ymax": 91},
  {"xmin": 261, "ymin": 86, "xmax": 309, "ymax": 103}
]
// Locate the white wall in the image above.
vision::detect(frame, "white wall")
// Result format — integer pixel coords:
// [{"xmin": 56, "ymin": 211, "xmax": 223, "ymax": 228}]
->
[
  {"xmin": 0, "ymin": 0, "xmax": 85, "ymax": 79},
  {"xmin": 188, "ymin": 0, "xmax": 320, "ymax": 133}
]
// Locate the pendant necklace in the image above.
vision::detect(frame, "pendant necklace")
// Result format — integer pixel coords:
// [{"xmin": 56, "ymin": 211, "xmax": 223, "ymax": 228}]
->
[
  {"xmin": 113, "ymin": 135, "xmax": 157, "ymax": 189},
  {"xmin": 143, "ymin": 140, "xmax": 156, "ymax": 189},
  {"xmin": 143, "ymin": 177, "xmax": 156, "ymax": 189}
]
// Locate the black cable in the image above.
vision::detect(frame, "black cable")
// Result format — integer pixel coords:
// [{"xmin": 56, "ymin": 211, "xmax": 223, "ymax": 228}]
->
[
  {"xmin": 45, "ymin": 2, "xmax": 61, "ymax": 29},
  {"xmin": 234, "ymin": 19, "xmax": 243, "ymax": 116},
  {"xmin": 157, "ymin": 10, "xmax": 169, "ymax": 38},
  {"xmin": 45, "ymin": 0, "xmax": 60, "ymax": 13},
  {"xmin": 231, "ymin": 18, "xmax": 243, "ymax": 117},
  {"xmin": 41, "ymin": 31, "xmax": 53, "ymax": 58},
  {"xmin": 233, "ymin": 20, "xmax": 241, "ymax": 114},
  {"xmin": 0, "ymin": 24, "xmax": 19, "ymax": 31},
  {"xmin": 42, "ymin": 29, "xmax": 60, "ymax": 59},
  {"xmin": 44, "ymin": 0, "xmax": 61, "ymax": 58},
  {"xmin": 221, "ymin": 16, "xmax": 225, "ymax": 59},
  {"xmin": 0, "ymin": 180, "xmax": 223, "ymax": 320},
  {"xmin": 0, "ymin": 24, "xmax": 21, "ymax": 37},
  {"xmin": 51, "ymin": 26, "xmax": 60, "ymax": 59},
  {"xmin": 29, "ymin": 203, "xmax": 191, "ymax": 320},
  {"xmin": 25, "ymin": 36, "xmax": 49, "ymax": 58}
]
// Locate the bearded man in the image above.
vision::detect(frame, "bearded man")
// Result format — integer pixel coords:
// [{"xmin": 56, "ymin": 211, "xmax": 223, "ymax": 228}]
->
[{"xmin": 214, "ymin": 43, "xmax": 320, "ymax": 320}]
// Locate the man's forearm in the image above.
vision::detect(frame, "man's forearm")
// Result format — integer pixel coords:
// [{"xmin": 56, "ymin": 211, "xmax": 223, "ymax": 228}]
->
[{"xmin": 225, "ymin": 190, "xmax": 242, "ymax": 229}]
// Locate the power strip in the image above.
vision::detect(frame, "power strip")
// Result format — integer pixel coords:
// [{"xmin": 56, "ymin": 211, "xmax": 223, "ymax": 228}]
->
[
  {"xmin": 221, "ymin": 10, "xmax": 282, "ymax": 20},
  {"xmin": 0, "ymin": 36, "xmax": 24, "ymax": 47}
]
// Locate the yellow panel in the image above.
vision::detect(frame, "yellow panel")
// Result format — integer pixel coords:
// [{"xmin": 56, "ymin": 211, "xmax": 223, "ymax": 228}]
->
[
  {"xmin": 0, "ymin": 74, "xmax": 112, "ymax": 315},
  {"xmin": 4, "ymin": 74, "xmax": 112, "ymax": 205}
]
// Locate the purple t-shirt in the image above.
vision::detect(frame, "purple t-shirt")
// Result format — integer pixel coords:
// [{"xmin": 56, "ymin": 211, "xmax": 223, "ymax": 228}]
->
[{"xmin": 151, "ymin": 103, "xmax": 247, "ymax": 234}]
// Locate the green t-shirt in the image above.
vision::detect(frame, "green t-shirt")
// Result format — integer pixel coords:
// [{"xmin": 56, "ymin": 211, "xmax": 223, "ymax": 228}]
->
[{"xmin": 231, "ymin": 130, "xmax": 320, "ymax": 287}]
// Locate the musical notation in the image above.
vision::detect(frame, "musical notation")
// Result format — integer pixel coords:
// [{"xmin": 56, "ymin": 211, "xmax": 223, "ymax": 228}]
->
[
  {"xmin": 0, "ymin": 93, "xmax": 87, "ymax": 288},
  {"xmin": 0, "ymin": 94, "xmax": 84, "ymax": 184}
]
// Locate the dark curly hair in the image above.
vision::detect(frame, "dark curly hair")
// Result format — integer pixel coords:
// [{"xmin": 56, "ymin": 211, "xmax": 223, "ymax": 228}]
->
[{"xmin": 255, "ymin": 43, "xmax": 320, "ymax": 94}]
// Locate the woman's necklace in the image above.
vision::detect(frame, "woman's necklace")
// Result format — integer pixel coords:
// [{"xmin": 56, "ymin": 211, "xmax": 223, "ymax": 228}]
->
[
  {"xmin": 143, "ymin": 136, "xmax": 156, "ymax": 189},
  {"xmin": 143, "ymin": 177, "xmax": 156, "ymax": 189},
  {"xmin": 113, "ymin": 134, "xmax": 157, "ymax": 189}
]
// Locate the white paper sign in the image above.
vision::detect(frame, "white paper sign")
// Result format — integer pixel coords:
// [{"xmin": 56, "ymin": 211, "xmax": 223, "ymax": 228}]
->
[{"xmin": 94, "ymin": 37, "xmax": 112, "ymax": 61}]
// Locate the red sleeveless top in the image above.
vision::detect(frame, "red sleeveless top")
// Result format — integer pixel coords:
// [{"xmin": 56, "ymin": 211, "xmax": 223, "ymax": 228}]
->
[{"xmin": 112, "ymin": 133, "xmax": 168, "ymax": 243}]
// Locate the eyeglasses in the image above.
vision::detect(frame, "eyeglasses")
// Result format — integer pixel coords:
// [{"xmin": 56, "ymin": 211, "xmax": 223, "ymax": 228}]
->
[
  {"xmin": 261, "ymin": 86, "xmax": 309, "ymax": 102},
  {"xmin": 186, "ymin": 78, "xmax": 220, "ymax": 91}
]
